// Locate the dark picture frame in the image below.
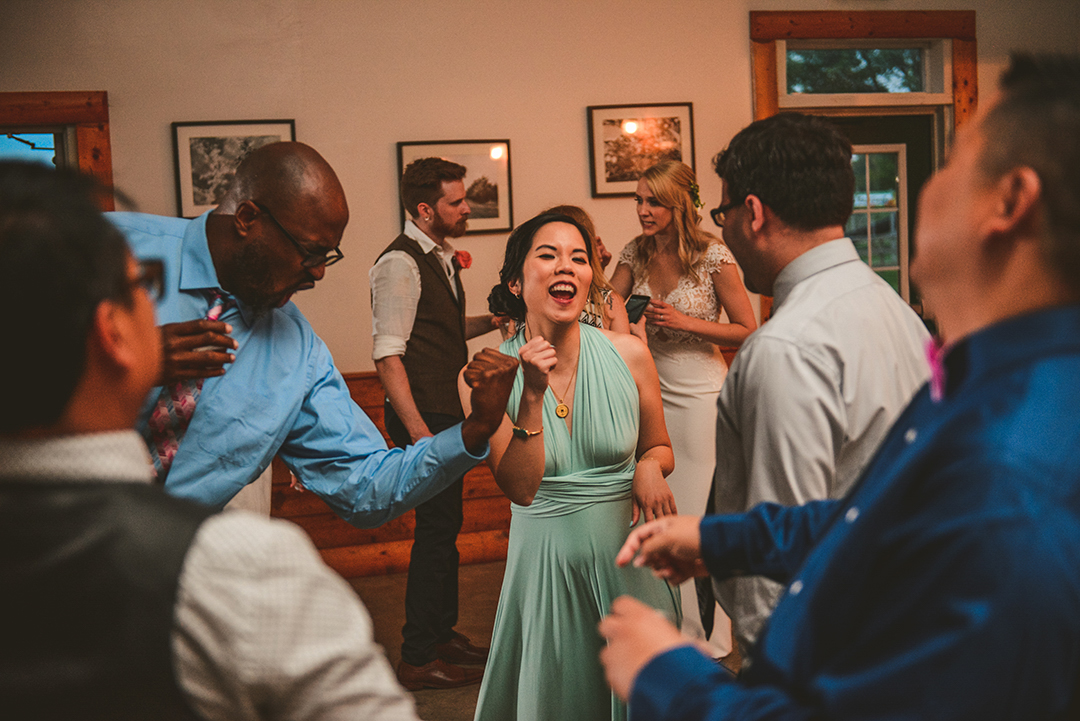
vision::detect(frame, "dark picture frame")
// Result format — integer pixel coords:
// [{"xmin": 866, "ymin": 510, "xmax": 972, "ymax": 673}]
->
[
  {"xmin": 172, "ymin": 119, "xmax": 296, "ymax": 218},
  {"xmin": 586, "ymin": 103, "xmax": 695, "ymax": 197},
  {"xmin": 396, "ymin": 139, "xmax": 513, "ymax": 234}
]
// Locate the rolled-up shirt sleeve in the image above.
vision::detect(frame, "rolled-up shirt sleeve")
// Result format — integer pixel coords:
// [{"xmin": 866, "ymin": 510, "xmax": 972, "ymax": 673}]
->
[{"xmin": 369, "ymin": 251, "xmax": 421, "ymax": 361}]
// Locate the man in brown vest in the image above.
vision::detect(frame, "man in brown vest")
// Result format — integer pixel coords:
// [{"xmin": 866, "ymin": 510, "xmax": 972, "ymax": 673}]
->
[{"xmin": 371, "ymin": 157, "xmax": 497, "ymax": 689}]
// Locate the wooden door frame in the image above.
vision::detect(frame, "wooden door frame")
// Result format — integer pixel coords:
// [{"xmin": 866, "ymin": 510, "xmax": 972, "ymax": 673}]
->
[
  {"xmin": 748, "ymin": 11, "xmax": 976, "ymax": 317},
  {"xmin": 0, "ymin": 91, "xmax": 114, "ymax": 210}
]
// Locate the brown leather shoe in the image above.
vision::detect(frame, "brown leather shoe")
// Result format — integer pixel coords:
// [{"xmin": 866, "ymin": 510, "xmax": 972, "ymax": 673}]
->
[
  {"xmin": 435, "ymin": 631, "xmax": 490, "ymax": 666},
  {"xmin": 396, "ymin": 658, "xmax": 484, "ymax": 691}
]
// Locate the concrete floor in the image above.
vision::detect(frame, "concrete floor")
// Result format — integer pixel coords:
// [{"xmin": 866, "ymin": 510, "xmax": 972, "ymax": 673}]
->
[{"xmin": 350, "ymin": 561, "xmax": 505, "ymax": 721}]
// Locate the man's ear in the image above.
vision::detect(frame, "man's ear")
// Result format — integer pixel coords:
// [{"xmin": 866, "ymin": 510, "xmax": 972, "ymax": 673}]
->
[
  {"xmin": 746, "ymin": 195, "xmax": 767, "ymax": 233},
  {"xmin": 233, "ymin": 199, "xmax": 259, "ymax": 238},
  {"xmin": 416, "ymin": 202, "xmax": 433, "ymax": 223},
  {"xmin": 988, "ymin": 167, "xmax": 1042, "ymax": 238},
  {"xmin": 91, "ymin": 300, "xmax": 140, "ymax": 373}
]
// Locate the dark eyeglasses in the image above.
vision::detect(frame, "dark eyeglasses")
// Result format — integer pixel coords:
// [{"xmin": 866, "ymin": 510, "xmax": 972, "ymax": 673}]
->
[
  {"xmin": 710, "ymin": 199, "xmax": 745, "ymax": 229},
  {"xmin": 130, "ymin": 259, "xmax": 164, "ymax": 301},
  {"xmin": 252, "ymin": 201, "xmax": 344, "ymax": 269}
]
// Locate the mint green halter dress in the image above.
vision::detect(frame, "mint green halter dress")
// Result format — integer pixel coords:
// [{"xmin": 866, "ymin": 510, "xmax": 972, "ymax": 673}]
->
[{"xmin": 474, "ymin": 323, "xmax": 680, "ymax": 721}]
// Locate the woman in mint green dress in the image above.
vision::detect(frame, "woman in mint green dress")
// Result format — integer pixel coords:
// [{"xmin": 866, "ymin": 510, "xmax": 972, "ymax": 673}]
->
[{"xmin": 459, "ymin": 213, "xmax": 680, "ymax": 721}]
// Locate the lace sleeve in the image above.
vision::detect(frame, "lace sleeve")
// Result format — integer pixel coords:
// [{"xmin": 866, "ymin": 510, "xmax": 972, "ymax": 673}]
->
[
  {"xmin": 617, "ymin": 238, "xmax": 639, "ymax": 269},
  {"xmin": 701, "ymin": 242, "xmax": 736, "ymax": 275}
]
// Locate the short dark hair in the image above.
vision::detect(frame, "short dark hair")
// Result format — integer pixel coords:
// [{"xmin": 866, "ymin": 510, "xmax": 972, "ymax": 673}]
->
[
  {"xmin": 0, "ymin": 162, "xmax": 131, "ymax": 433},
  {"xmin": 400, "ymin": 157, "xmax": 467, "ymax": 219},
  {"xmin": 488, "ymin": 212, "xmax": 594, "ymax": 333},
  {"xmin": 980, "ymin": 53, "xmax": 1080, "ymax": 293},
  {"xmin": 713, "ymin": 113, "xmax": 855, "ymax": 231}
]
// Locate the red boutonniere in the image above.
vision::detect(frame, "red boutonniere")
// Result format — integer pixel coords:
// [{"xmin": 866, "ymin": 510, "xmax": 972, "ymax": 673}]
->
[{"xmin": 454, "ymin": 250, "xmax": 472, "ymax": 269}]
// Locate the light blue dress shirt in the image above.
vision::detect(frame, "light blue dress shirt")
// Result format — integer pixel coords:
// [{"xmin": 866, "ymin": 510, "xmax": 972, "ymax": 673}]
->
[
  {"xmin": 111, "ymin": 211, "xmax": 485, "ymax": 527},
  {"xmin": 631, "ymin": 305, "xmax": 1080, "ymax": 720}
]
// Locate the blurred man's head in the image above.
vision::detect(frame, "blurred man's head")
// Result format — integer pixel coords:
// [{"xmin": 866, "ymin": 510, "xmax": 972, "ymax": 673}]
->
[
  {"xmin": 0, "ymin": 162, "xmax": 162, "ymax": 435},
  {"xmin": 913, "ymin": 54, "xmax": 1080, "ymax": 338}
]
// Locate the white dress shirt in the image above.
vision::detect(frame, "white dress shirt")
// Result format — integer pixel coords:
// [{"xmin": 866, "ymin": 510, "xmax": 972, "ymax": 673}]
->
[
  {"xmin": 370, "ymin": 220, "xmax": 459, "ymax": 361},
  {"xmin": 0, "ymin": 431, "xmax": 419, "ymax": 721},
  {"xmin": 713, "ymin": 238, "xmax": 930, "ymax": 650}
]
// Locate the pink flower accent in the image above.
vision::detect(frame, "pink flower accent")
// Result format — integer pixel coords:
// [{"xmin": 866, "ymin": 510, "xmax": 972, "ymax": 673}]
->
[
  {"xmin": 454, "ymin": 250, "xmax": 472, "ymax": 269},
  {"xmin": 925, "ymin": 337, "xmax": 948, "ymax": 403}
]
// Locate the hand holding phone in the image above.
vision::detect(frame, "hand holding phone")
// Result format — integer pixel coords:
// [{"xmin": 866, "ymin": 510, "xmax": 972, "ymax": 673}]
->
[{"xmin": 624, "ymin": 294, "xmax": 651, "ymax": 324}]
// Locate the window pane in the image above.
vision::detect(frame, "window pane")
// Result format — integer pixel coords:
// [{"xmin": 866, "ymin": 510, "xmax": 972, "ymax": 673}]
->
[
  {"xmin": 876, "ymin": 269, "xmax": 901, "ymax": 294},
  {"xmin": 852, "ymin": 154, "xmax": 867, "ymax": 199},
  {"xmin": 869, "ymin": 153, "xmax": 899, "ymax": 207},
  {"xmin": 846, "ymin": 213, "xmax": 869, "ymax": 262},
  {"xmin": 0, "ymin": 133, "xmax": 57, "ymax": 166},
  {"xmin": 870, "ymin": 211, "xmax": 899, "ymax": 267},
  {"xmin": 787, "ymin": 48, "xmax": 925, "ymax": 94}
]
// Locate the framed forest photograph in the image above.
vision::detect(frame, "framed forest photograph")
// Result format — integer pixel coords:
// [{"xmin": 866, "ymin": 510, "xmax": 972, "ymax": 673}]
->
[
  {"xmin": 396, "ymin": 139, "xmax": 513, "ymax": 234},
  {"xmin": 587, "ymin": 103, "xmax": 695, "ymax": 197},
  {"xmin": 172, "ymin": 119, "xmax": 296, "ymax": 218}
]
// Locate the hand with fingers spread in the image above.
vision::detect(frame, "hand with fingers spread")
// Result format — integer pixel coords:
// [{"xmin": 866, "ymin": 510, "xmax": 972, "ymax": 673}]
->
[
  {"xmin": 615, "ymin": 514, "xmax": 708, "ymax": 585},
  {"xmin": 598, "ymin": 596, "xmax": 692, "ymax": 702},
  {"xmin": 158, "ymin": 319, "xmax": 237, "ymax": 385}
]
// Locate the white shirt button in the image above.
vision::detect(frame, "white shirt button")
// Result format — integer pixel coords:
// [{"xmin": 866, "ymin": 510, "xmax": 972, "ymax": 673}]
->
[
  {"xmin": 790, "ymin": 580, "xmax": 803, "ymax": 595},
  {"xmin": 845, "ymin": 507, "xmax": 859, "ymax": 523},
  {"xmin": 904, "ymin": 428, "xmax": 918, "ymax": 444}
]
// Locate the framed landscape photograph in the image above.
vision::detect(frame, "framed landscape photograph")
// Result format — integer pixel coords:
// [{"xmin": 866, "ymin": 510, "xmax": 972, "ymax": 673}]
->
[
  {"xmin": 172, "ymin": 119, "xmax": 296, "ymax": 218},
  {"xmin": 396, "ymin": 139, "xmax": 512, "ymax": 234},
  {"xmin": 587, "ymin": 103, "xmax": 695, "ymax": 197}
]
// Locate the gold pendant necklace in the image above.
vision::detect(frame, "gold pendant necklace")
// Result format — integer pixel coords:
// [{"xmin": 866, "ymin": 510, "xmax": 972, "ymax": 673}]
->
[{"xmin": 552, "ymin": 361, "xmax": 578, "ymax": 419}]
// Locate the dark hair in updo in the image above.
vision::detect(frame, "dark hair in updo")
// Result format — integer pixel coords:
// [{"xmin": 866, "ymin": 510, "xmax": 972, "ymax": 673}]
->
[{"xmin": 488, "ymin": 212, "xmax": 594, "ymax": 334}]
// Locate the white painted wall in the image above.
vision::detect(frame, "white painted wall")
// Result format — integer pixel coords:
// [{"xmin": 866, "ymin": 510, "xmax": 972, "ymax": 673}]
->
[{"xmin": 3, "ymin": 0, "xmax": 1078, "ymax": 371}]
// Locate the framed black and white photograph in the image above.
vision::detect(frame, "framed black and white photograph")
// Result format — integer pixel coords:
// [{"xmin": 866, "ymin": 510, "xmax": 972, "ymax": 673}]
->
[
  {"xmin": 396, "ymin": 139, "xmax": 512, "ymax": 234},
  {"xmin": 172, "ymin": 120, "xmax": 296, "ymax": 218},
  {"xmin": 586, "ymin": 103, "xmax": 695, "ymax": 197}
]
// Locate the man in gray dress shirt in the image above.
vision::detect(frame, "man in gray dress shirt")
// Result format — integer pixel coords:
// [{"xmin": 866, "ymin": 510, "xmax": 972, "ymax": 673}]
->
[
  {"xmin": 0, "ymin": 160, "xmax": 516, "ymax": 719},
  {"xmin": 707, "ymin": 113, "xmax": 930, "ymax": 655}
]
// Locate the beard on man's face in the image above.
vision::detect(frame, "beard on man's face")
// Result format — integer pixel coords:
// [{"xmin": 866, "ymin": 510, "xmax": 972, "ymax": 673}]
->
[
  {"xmin": 433, "ymin": 210, "xmax": 468, "ymax": 239},
  {"xmin": 229, "ymin": 241, "xmax": 284, "ymax": 318}
]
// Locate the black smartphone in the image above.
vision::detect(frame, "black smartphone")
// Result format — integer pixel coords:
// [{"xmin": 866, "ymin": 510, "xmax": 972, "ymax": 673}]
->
[{"xmin": 624, "ymin": 294, "xmax": 651, "ymax": 324}]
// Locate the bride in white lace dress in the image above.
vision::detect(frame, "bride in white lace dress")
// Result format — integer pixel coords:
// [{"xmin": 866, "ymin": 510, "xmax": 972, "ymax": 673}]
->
[{"xmin": 611, "ymin": 160, "xmax": 756, "ymax": 655}]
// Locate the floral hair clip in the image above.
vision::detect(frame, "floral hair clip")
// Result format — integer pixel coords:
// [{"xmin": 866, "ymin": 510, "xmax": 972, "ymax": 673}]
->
[{"xmin": 688, "ymin": 181, "xmax": 705, "ymax": 209}]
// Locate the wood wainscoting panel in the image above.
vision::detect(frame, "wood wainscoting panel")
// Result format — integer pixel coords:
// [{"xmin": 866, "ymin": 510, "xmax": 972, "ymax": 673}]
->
[{"xmin": 270, "ymin": 371, "xmax": 510, "ymax": 577}]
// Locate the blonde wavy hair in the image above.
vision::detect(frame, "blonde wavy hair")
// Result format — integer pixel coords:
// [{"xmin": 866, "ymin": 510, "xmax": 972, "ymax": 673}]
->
[{"xmin": 630, "ymin": 160, "xmax": 720, "ymax": 285}]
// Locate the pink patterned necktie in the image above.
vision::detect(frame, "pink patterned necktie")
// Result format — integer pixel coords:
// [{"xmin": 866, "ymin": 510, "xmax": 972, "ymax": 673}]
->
[{"xmin": 146, "ymin": 291, "xmax": 235, "ymax": 482}]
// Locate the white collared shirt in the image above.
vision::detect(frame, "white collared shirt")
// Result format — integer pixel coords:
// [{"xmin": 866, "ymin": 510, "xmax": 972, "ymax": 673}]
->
[
  {"xmin": 369, "ymin": 219, "xmax": 459, "ymax": 361},
  {"xmin": 0, "ymin": 431, "xmax": 419, "ymax": 721},
  {"xmin": 713, "ymin": 238, "xmax": 931, "ymax": 649}
]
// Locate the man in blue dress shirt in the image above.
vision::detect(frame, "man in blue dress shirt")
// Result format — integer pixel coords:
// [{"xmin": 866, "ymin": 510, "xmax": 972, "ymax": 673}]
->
[
  {"xmin": 113, "ymin": 141, "xmax": 516, "ymax": 525},
  {"xmin": 600, "ymin": 53, "xmax": 1080, "ymax": 720}
]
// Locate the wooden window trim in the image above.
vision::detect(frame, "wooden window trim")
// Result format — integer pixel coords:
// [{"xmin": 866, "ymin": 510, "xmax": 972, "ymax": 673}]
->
[
  {"xmin": 750, "ymin": 11, "xmax": 977, "ymax": 128},
  {"xmin": 0, "ymin": 91, "xmax": 114, "ymax": 210},
  {"xmin": 747, "ymin": 11, "xmax": 976, "ymax": 318}
]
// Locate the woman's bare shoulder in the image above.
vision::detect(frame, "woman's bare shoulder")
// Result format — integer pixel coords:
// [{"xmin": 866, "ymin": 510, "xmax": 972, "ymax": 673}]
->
[{"xmin": 602, "ymin": 327, "xmax": 650, "ymax": 368}]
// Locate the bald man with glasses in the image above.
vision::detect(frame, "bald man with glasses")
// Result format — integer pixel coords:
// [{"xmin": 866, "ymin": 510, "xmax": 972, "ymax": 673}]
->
[{"xmin": 111, "ymin": 141, "xmax": 516, "ymax": 527}]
